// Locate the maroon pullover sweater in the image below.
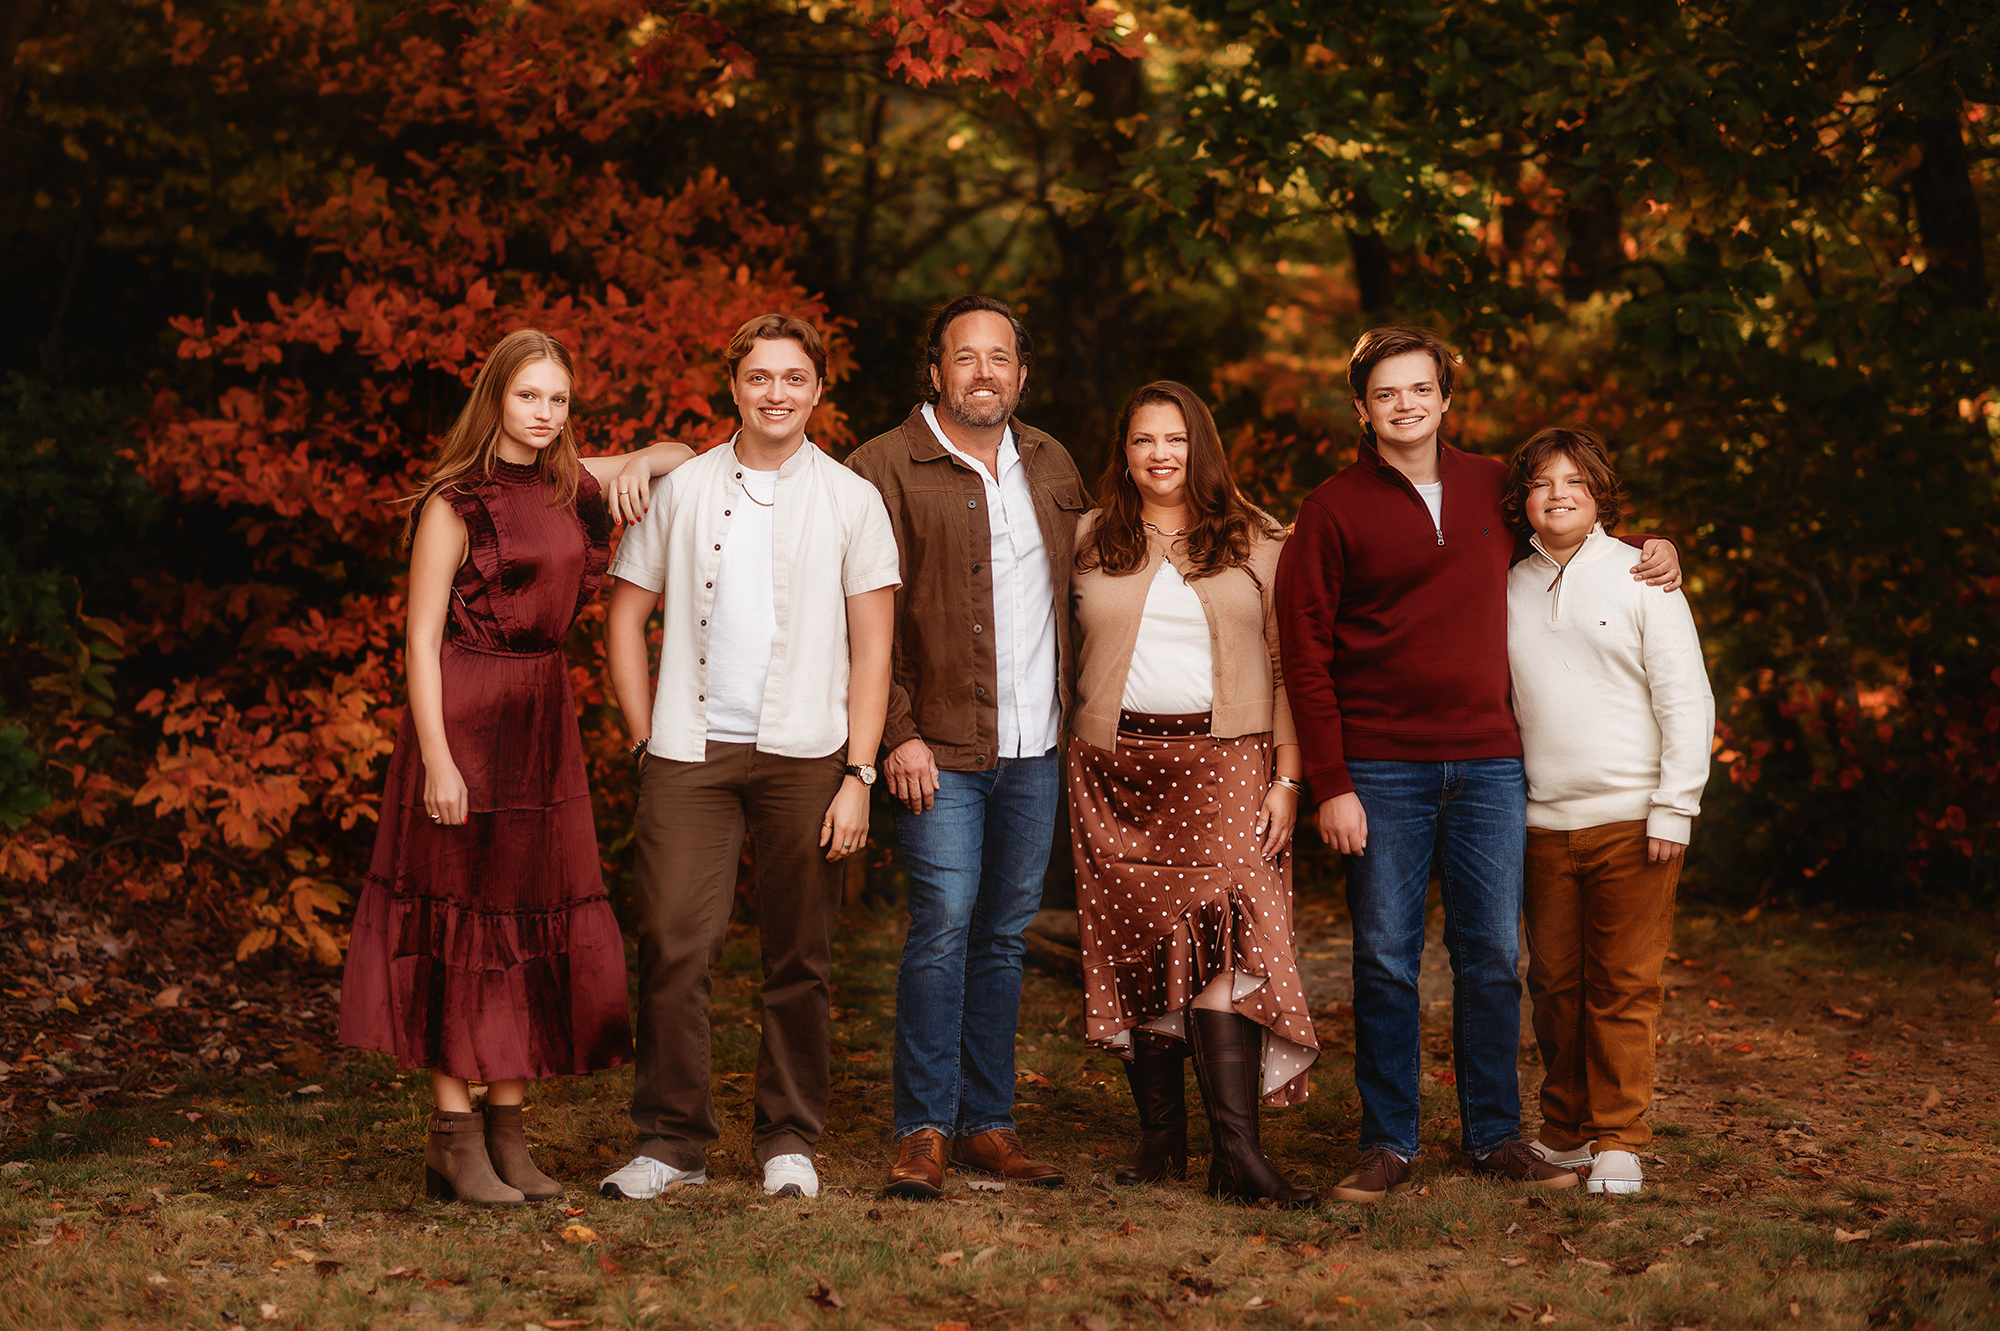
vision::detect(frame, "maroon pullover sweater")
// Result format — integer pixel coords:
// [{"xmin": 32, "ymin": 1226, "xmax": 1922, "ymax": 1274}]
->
[{"xmin": 1274, "ymin": 439, "xmax": 1652, "ymax": 804}]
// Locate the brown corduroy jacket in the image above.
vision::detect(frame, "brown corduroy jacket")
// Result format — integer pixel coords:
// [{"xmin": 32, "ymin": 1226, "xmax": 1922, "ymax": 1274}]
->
[{"xmin": 845, "ymin": 406, "xmax": 1089, "ymax": 771}]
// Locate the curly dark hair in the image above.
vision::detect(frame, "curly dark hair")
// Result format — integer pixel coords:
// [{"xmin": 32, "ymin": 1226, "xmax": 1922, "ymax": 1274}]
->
[{"xmin": 1501, "ymin": 426, "xmax": 1625, "ymax": 538}]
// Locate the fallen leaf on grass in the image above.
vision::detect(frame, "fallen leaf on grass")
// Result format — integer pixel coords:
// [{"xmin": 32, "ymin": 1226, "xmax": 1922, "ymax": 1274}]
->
[
  {"xmin": 563, "ymin": 1206, "xmax": 586, "ymax": 1217},
  {"xmin": 970, "ymin": 1246, "xmax": 998, "ymax": 1267},
  {"xmin": 539, "ymin": 1321, "xmax": 589, "ymax": 1329},
  {"xmin": 1558, "ymin": 1237, "xmax": 1578, "ymax": 1256},
  {"xmin": 145, "ymin": 1272, "xmax": 170, "ymax": 1286},
  {"xmin": 259, "ymin": 1304, "xmax": 280, "ymax": 1323},
  {"xmin": 1503, "ymin": 1303, "xmax": 1537, "ymax": 1323},
  {"xmin": 967, "ymin": 1178, "xmax": 1004, "ymax": 1193},
  {"xmin": 1827, "ymin": 1006, "xmax": 1867, "ymax": 1020},
  {"xmin": 1072, "ymin": 1316, "xmax": 1114, "ymax": 1331},
  {"xmin": 1501, "ymin": 1257, "xmax": 1529, "ymax": 1268},
  {"xmin": 384, "ymin": 1266, "xmax": 427, "ymax": 1280},
  {"xmin": 1643, "ymin": 1262, "xmax": 1672, "ymax": 1277},
  {"xmin": 314, "ymin": 1260, "xmax": 343, "ymax": 1277},
  {"xmin": 145, "ymin": 1137, "xmax": 173, "ymax": 1149},
  {"xmin": 1922, "ymin": 1087, "xmax": 1942, "ymax": 1111},
  {"xmin": 1787, "ymin": 1296, "xmax": 1801, "ymax": 1319},
  {"xmin": 1576, "ymin": 1259, "xmax": 1613, "ymax": 1273},
  {"xmin": 597, "ymin": 1253, "xmax": 624, "ymax": 1276},
  {"xmin": 1040, "ymin": 1278, "xmax": 1062, "ymax": 1292},
  {"xmin": 1834, "ymin": 1228, "xmax": 1871, "ymax": 1243},
  {"xmin": 1244, "ymin": 1295, "xmax": 1278, "ymax": 1310},
  {"xmin": 806, "ymin": 1280, "xmax": 845, "ymax": 1309},
  {"xmin": 936, "ymin": 1250, "xmax": 963, "ymax": 1268},
  {"xmin": 34, "ymin": 1222, "xmax": 81, "ymax": 1245},
  {"xmin": 1016, "ymin": 1068, "xmax": 1053, "ymax": 1087},
  {"xmin": 1282, "ymin": 1241, "xmax": 1322, "ymax": 1258},
  {"xmin": 1110, "ymin": 1220, "xmax": 1139, "ymax": 1237},
  {"xmin": 561, "ymin": 1223, "xmax": 599, "ymax": 1245},
  {"xmin": 288, "ymin": 1247, "xmax": 320, "ymax": 1262},
  {"xmin": 1679, "ymin": 1228, "xmax": 1710, "ymax": 1247}
]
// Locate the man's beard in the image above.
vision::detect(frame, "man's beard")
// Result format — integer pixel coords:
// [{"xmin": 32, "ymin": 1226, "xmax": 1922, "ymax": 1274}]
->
[{"xmin": 941, "ymin": 379, "xmax": 1017, "ymax": 430}]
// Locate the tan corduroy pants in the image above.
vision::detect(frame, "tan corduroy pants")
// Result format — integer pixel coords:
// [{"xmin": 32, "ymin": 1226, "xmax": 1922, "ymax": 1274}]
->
[{"xmin": 1523, "ymin": 819, "xmax": 1681, "ymax": 1154}]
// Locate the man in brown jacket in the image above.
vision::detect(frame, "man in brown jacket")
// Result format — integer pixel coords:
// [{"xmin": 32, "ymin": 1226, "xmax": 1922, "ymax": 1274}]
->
[{"xmin": 846, "ymin": 295, "xmax": 1088, "ymax": 1199}]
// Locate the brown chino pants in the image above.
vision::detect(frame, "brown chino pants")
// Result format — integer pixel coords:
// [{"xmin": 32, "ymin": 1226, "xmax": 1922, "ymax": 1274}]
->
[
  {"xmin": 1524, "ymin": 819, "xmax": 1681, "ymax": 1154},
  {"xmin": 630, "ymin": 742, "xmax": 846, "ymax": 1169}
]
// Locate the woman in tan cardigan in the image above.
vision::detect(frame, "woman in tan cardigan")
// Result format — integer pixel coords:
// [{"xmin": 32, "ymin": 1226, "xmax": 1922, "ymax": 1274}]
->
[{"xmin": 1069, "ymin": 380, "xmax": 1317, "ymax": 1207}]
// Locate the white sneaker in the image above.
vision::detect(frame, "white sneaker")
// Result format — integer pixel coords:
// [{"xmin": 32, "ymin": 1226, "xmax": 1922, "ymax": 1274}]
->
[
  {"xmin": 1528, "ymin": 1139, "xmax": 1595, "ymax": 1169},
  {"xmin": 762, "ymin": 1153, "xmax": 819, "ymax": 1199},
  {"xmin": 1584, "ymin": 1149, "xmax": 1643, "ymax": 1195},
  {"xmin": 599, "ymin": 1155, "xmax": 706, "ymax": 1200}
]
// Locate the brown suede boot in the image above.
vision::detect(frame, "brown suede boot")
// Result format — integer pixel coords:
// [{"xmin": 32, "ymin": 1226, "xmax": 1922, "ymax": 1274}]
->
[
  {"xmin": 424, "ymin": 1110, "xmax": 525, "ymax": 1206},
  {"xmin": 483, "ymin": 1103, "xmax": 561, "ymax": 1201}
]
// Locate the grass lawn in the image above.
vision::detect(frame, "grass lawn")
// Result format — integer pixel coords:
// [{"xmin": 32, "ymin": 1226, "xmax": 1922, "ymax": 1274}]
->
[{"xmin": 4, "ymin": 893, "xmax": 1999, "ymax": 1330}]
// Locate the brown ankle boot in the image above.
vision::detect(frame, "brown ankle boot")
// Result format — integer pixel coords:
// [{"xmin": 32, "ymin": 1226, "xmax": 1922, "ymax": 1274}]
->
[
  {"xmin": 1187, "ymin": 1009, "xmax": 1313, "ymax": 1208},
  {"xmin": 424, "ymin": 1110, "xmax": 525, "ymax": 1206},
  {"xmin": 483, "ymin": 1103, "xmax": 561, "ymax": 1201},
  {"xmin": 1116, "ymin": 1035, "xmax": 1188, "ymax": 1185}
]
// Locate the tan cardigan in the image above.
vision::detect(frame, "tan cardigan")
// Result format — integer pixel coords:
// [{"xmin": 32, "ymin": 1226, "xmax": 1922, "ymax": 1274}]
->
[{"xmin": 1069, "ymin": 511, "xmax": 1296, "ymax": 751}]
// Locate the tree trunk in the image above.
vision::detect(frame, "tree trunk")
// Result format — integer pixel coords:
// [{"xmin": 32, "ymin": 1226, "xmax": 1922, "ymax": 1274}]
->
[{"xmin": 1906, "ymin": 111, "xmax": 1988, "ymax": 309}]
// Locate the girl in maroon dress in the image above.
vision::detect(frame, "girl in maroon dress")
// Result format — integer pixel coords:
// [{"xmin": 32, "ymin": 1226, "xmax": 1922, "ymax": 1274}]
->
[{"xmin": 340, "ymin": 329, "xmax": 690, "ymax": 1205}]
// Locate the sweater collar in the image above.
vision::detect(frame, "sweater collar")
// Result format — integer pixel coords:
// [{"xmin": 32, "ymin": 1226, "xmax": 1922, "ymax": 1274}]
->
[
  {"xmin": 1360, "ymin": 433, "xmax": 1450, "ymax": 488},
  {"xmin": 1527, "ymin": 524, "xmax": 1616, "ymax": 570}
]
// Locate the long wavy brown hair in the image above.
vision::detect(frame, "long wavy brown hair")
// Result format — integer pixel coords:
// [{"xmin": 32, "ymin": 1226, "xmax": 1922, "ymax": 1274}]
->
[
  {"xmin": 401, "ymin": 328, "xmax": 583, "ymax": 549},
  {"xmin": 1076, "ymin": 380, "xmax": 1280, "ymax": 580}
]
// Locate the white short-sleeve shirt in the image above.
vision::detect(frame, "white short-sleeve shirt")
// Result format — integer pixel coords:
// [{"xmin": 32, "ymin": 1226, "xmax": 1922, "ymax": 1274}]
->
[{"xmin": 607, "ymin": 436, "xmax": 902, "ymax": 762}]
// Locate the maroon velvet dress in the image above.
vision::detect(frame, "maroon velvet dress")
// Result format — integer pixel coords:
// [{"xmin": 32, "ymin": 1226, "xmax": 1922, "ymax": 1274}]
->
[{"xmin": 339, "ymin": 459, "xmax": 633, "ymax": 1082}]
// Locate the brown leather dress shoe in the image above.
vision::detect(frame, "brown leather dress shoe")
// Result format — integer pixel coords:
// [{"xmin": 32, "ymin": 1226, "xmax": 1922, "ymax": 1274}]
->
[
  {"xmin": 1472, "ymin": 1138, "xmax": 1581, "ymax": 1188},
  {"xmin": 1329, "ymin": 1145, "xmax": 1413, "ymax": 1204},
  {"xmin": 951, "ymin": 1128, "xmax": 1064, "ymax": 1187},
  {"xmin": 885, "ymin": 1128, "xmax": 947, "ymax": 1200}
]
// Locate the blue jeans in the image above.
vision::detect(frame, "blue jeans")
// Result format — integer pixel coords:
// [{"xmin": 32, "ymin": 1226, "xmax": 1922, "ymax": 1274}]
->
[
  {"xmin": 892, "ymin": 752, "xmax": 1060, "ymax": 1139},
  {"xmin": 1344, "ymin": 757, "xmax": 1526, "ymax": 1160}
]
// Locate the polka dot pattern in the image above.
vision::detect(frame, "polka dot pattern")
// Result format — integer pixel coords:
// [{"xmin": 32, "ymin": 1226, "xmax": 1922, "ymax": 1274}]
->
[{"xmin": 1070, "ymin": 712, "xmax": 1320, "ymax": 1107}]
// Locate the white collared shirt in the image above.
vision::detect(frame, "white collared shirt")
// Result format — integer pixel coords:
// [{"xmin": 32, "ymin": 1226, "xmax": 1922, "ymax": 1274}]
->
[
  {"xmin": 607, "ymin": 436, "xmax": 902, "ymax": 762},
  {"xmin": 921, "ymin": 402, "xmax": 1062, "ymax": 758}
]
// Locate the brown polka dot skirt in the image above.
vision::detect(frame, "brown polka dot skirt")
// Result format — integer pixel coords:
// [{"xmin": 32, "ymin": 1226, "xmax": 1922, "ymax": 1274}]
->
[{"xmin": 1069, "ymin": 712, "xmax": 1319, "ymax": 1106}]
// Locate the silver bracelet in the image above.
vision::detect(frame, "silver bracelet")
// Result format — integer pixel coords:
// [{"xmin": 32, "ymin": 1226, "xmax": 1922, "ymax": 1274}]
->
[{"xmin": 1271, "ymin": 776, "xmax": 1304, "ymax": 794}]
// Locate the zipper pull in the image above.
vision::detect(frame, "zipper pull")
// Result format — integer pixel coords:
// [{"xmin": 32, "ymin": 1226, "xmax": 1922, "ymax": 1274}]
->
[{"xmin": 1435, "ymin": 529, "xmax": 1445, "ymax": 547}]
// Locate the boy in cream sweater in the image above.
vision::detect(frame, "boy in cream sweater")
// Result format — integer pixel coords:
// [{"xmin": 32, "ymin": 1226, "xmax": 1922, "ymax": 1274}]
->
[{"xmin": 1503, "ymin": 427, "xmax": 1713, "ymax": 1196}]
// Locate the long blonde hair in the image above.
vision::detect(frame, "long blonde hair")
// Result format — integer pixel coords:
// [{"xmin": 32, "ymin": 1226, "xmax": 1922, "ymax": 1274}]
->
[{"xmin": 402, "ymin": 328, "xmax": 583, "ymax": 549}]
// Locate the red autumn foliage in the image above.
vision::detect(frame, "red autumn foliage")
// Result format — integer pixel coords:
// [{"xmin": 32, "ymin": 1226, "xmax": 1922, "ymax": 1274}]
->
[{"xmin": 3, "ymin": 0, "xmax": 849, "ymax": 959}]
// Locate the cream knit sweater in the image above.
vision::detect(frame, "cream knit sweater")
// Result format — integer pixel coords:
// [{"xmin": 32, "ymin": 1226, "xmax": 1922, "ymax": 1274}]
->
[{"xmin": 1506, "ymin": 526, "xmax": 1715, "ymax": 843}]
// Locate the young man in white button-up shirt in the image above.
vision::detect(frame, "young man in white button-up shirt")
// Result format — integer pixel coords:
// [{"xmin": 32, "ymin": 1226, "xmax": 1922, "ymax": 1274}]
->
[
  {"xmin": 848, "ymin": 296, "xmax": 1088, "ymax": 1198},
  {"xmin": 598, "ymin": 315, "xmax": 900, "ymax": 1203}
]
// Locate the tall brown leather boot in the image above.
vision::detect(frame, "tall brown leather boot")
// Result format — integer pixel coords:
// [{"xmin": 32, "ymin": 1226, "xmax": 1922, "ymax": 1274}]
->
[
  {"xmin": 483, "ymin": 1103, "xmax": 561, "ymax": 1201},
  {"xmin": 1116, "ymin": 1034, "xmax": 1188, "ymax": 1185},
  {"xmin": 424, "ymin": 1110, "xmax": 525, "ymax": 1206},
  {"xmin": 1187, "ymin": 1008, "xmax": 1313, "ymax": 1207}
]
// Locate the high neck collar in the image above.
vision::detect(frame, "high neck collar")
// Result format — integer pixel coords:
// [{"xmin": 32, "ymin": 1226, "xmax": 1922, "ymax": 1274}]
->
[{"xmin": 491, "ymin": 457, "xmax": 543, "ymax": 485}]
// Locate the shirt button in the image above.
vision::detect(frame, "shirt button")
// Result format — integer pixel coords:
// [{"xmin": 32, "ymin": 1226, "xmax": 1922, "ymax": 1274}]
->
[
  {"xmin": 972, "ymin": 564, "xmax": 981, "ymax": 574},
  {"xmin": 973, "ymin": 624, "xmax": 983, "ymax": 634},
  {"xmin": 967, "ymin": 500, "xmax": 977, "ymax": 509},
  {"xmin": 698, "ymin": 694, "xmax": 704, "ymax": 701},
  {"xmin": 714, "ymin": 543, "xmax": 721, "ymax": 550},
  {"xmin": 706, "ymin": 582, "xmax": 713, "ymax": 589},
  {"xmin": 701, "ymin": 619, "xmax": 707, "ymax": 626},
  {"xmin": 976, "ymin": 686, "xmax": 986, "ymax": 697},
  {"xmin": 725, "ymin": 510, "xmax": 731, "ymax": 516}
]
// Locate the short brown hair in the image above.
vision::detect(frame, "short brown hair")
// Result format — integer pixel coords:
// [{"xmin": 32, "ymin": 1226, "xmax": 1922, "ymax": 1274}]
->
[
  {"xmin": 1347, "ymin": 326, "xmax": 1461, "ymax": 401},
  {"xmin": 724, "ymin": 313, "xmax": 828, "ymax": 382},
  {"xmin": 921, "ymin": 294, "xmax": 1033, "ymax": 403},
  {"xmin": 1502, "ymin": 426, "xmax": 1625, "ymax": 537}
]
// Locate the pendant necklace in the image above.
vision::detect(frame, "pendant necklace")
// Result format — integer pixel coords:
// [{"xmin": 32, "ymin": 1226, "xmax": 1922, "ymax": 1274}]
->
[{"xmin": 1142, "ymin": 519, "xmax": 1188, "ymax": 537}]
